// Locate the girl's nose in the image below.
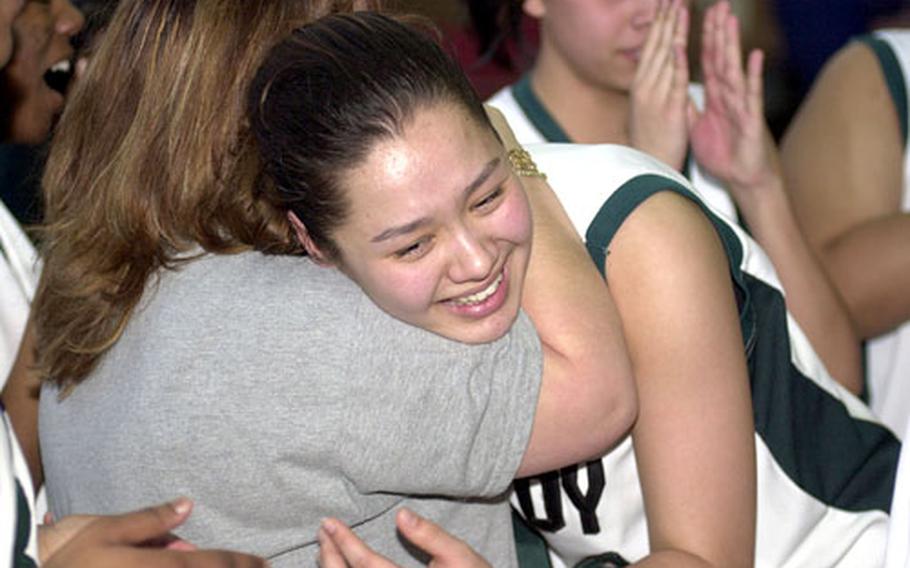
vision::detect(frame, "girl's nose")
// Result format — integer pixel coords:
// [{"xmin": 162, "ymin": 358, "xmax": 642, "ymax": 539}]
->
[
  {"xmin": 52, "ymin": 0, "xmax": 84, "ymax": 37},
  {"xmin": 448, "ymin": 229, "xmax": 495, "ymax": 284}
]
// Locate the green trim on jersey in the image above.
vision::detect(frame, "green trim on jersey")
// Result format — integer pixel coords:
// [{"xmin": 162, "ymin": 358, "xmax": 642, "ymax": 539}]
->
[
  {"xmin": 584, "ymin": 174, "xmax": 900, "ymax": 513},
  {"xmin": 14, "ymin": 481, "xmax": 36, "ymax": 568},
  {"xmin": 858, "ymin": 35, "xmax": 909, "ymax": 147},
  {"xmin": 511, "ymin": 76, "xmax": 694, "ymax": 179},
  {"xmin": 513, "ymin": 510, "xmax": 552, "ymax": 568},
  {"xmin": 512, "ymin": 74, "xmax": 572, "ymax": 143},
  {"xmin": 584, "ymin": 174, "xmax": 754, "ymax": 347}
]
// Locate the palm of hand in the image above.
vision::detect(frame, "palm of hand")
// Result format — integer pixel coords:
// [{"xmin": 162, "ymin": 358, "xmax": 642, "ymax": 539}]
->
[
  {"xmin": 690, "ymin": 101, "xmax": 742, "ymax": 179},
  {"xmin": 690, "ymin": 0, "xmax": 773, "ymax": 195},
  {"xmin": 630, "ymin": 89, "xmax": 690, "ymax": 171},
  {"xmin": 689, "ymin": 87, "xmax": 770, "ymax": 194},
  {"xmin": 628, "ymin": 0, "xmax": 690, "ymax": 171}
]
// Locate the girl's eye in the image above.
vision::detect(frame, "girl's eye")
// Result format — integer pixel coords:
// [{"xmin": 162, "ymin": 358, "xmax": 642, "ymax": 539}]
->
[
  {"xmin": 473, "ymin": 186, "xmax": 504, "ymax": 211},
  {"xmin": 394, "ymin": 237, "xmax": 431, "ymax": 260}
]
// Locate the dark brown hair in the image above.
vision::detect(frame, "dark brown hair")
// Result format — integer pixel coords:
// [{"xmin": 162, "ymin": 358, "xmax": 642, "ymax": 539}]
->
[{"xmin": 248, "ymin": 11, "xmax": 494, "ymax": 261}]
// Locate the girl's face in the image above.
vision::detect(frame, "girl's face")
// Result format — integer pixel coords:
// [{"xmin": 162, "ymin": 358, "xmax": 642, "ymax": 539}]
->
[
  {"xmin": 318, "ymin": 102, "xmax": 533, "ymax": 344},
  {"xmin": 1, "ymin": 0, "xmax": 83, "ymax": 143},
  {"xmin": 526, "ymin": 0, "xmax": 663, "ymax": 92}
]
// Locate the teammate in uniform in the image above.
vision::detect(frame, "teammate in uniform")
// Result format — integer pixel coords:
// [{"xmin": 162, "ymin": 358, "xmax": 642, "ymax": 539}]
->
[
  {"xmin": 486, "ymin": 0, "xmax": 863, "ymax": 396},
  {"xmin": 782, "ymin": 29, "xmax": 910, "ymax": 440},
  {"xmin": 202, "ymin": 11, "xmax": 897, "ymax": 568},
  {"xmin": 511, "ymin": 142, "xmax": 898, "ymax": 567},
  {"xmin": 311, "ymin": 143, "xmax": 907, "ymax": 568}
]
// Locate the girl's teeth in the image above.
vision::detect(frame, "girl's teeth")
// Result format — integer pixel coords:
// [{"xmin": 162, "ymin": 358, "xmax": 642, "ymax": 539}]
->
[
  {"xmin": 453, "ymin": 273, "xmax": 503, "ymax": 306},
  {"xmin": 50, "ymin": 60, "xmax": 72, "ymax": 74}
]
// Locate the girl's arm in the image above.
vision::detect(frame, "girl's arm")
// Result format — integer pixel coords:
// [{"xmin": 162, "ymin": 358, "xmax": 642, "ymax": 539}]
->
[
  {"xmin": 487, "ymin": 108, "xmax": 638, "ymax": 478},
  {"xmin": 608, "ymin": 191, "xmax": 755, "ymax": 568},
  {"xmin": 517, "ymin": 167, "xmax": 637, "ymax": 477},
  {"xmin": 2, "ymin": 318, "xmax": 42, "ymax": 488},
  {"xmin": 689, "ymin": 1, "xmax": 861, "ymax": 393},
  {"xmin": 782, "ymin": 41, "xmax": 910, "ymax": 340}
]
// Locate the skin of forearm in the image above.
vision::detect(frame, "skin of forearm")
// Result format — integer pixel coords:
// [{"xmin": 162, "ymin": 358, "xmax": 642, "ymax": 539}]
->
[
  {"xmin": 484, "ymin": 105, "xmax": 635, "ymax": 470},
  {"xmin": 823, "ymin": 213, "xmax": 910, "ymax": 338},
  {"xmin": 485, "ymin": 106, "xmax": 634, "ymax": 420},
  {"xmin": 1, "ymin": 321, "xmax": 44, "ymax": 488},
  {"xmin": 522, "ymin": 178, "xmax": 630, "ymax": 381},
  {"xmin": 733, "ymin": 177, "xmax": 862, "ymax": 393},
  {"xmin": 517, "ymin": 175, "xmax": 637, "ymax": 474},
  {"xmin": 634, "ymin": 550, "xmax": 729, "ymax": 568}
]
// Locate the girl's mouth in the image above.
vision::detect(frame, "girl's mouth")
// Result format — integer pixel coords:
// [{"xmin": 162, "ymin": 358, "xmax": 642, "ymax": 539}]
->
[
  {"xmin": 450, "ymin": 272, "xmax": 504, "ymax": 306},
  {"xmin": 44, "ymin": 57, "xmax": 73, "ymax": 94}
]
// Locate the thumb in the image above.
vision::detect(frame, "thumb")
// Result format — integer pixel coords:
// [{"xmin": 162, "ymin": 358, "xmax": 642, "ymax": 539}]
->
[
  {"xmin": 95, "ymin": 498, "xmax": 193, "ymax": 546},
  {"xmin": 395, "ymin": 508, "xmax": 488, "ymax": 566}
]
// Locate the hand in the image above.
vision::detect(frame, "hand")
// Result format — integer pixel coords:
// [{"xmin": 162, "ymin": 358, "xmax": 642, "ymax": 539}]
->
[
  {"xmin": 318, "ymin": 508, "xmax": 492, "ymax": 568},
  {"xmin": 629, "ymin": 0, "xmax": 691, "ymax": 171},
  {"xmin": 40, "ymin": 511, "xmax": 196, "ymax": 562},
  {"xmin": 41, "ymin": 498, "xmax": 267, "ymax": 568},
  {"xmin": 689, "ymin": 1, "xmax": 780, "ymax": 203}
]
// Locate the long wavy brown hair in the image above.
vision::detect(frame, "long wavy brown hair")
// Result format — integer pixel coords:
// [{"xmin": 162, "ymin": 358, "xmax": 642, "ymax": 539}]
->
[{"xmin": 34, "ymin": 0, "xmax": 381, "ymax": 390}]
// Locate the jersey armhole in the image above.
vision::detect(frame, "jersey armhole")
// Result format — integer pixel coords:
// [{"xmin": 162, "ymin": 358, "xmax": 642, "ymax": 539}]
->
[
  {"xmin": 856, "ymin": 35, "xmax": 908, "ymax": 148},
  {"xmin": 584, "ymin": 174, "xmax": 754, "ymax": 348}
]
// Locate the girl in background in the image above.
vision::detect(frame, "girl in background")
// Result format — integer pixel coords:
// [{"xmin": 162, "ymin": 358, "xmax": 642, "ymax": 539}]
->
[{"xmin": 486, "ymin": 0, "xmax": 863, "ymax": 396}]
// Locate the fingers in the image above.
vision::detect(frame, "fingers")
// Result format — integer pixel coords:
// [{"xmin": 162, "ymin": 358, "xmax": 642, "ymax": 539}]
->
[
  {"xmin": 318, "ymin": 518, "xmax": 394, "ymax": 568},
  {"xmin": 92, "ymin": 498, "xmax": 194, "ymax": 546},
  {"xmin": 635, "ymin": 0, "xmax": 690, "ymax": 112},
  {"xmin": 637, "ymin": 0, "xmax": 670, "ymax": 76},
  {"xmin": 700, "ymin": 0, "xmax": 719, "ymax": 101},
  {"xmin": 394, "ymin": 509, "xmax": 490, "ymax": 567},
  {"xmin": 672, "ymin": 4, "xmax": 690, "ymax": 96},
  {"xmin": 673, "ymin": 0, "xmax": 690, "ymax": 50},
  {"xmin": 317, "ymin": 524, "xmax": 346, "ymax": 568},
  {"xmin": 746, "ymin": 48, "xmax": 765, "ymax": 117},
  {"xmin": 43, "ymin": 502, "xmax": 267, "ymax": 568},
  {"xmin": 637, "ymin": 0, "xmax": 684, "ymax": 94},
  {"xmin": 721, "ymin": 6, "xmax": 746, "ymax": 101},
  {"xmin": 164, "ymin": 538, "xmax": 198, "ymax": 552},
  {"xmin": 315, "ymin": 512, "xmax": 490, "ymax": 568},
  {"xmin": 701, "ymin": 1, "xmax": 756, "ymax": 120},
  {"xmin": 629, "ymin": 0, "xmax": 691, "ymax": 169}
]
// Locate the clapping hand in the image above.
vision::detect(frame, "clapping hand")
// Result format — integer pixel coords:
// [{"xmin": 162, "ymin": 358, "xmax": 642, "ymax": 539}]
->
[{"xmin": 629, "ymin": 0, "xmax": 692, "ymax": 171}]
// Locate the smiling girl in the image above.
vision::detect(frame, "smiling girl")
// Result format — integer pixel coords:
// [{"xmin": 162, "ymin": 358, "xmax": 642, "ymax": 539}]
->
[
  {"xmin": 247, "ymin": 9, "xmax": 898, "ymax": 568},
  {"xmin": 27, "ymin": 5, "xmax": 903, "ymax": 566},
  {"xmin": 20, "ymin": 2, "xmax": 635, "ymax": 567}
]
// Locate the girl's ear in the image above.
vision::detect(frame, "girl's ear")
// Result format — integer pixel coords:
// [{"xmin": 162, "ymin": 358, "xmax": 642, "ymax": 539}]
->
[
  {"xmin": 287, "ymin": 211, "xmax": 333, "ymax": 267},
  {"xmin": 523, "ymin": 0, "xmax": 546, "ymax": 19}
]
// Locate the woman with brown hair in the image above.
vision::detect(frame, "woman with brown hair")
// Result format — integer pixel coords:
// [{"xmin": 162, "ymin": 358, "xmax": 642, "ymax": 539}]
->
[
  {"xmin": 6, "ymin": 0, "xmax": 635, "ymax": 566},
  {"xmin": 1, "ymin": 0, "xmax": 262, "ymax": 565}
]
